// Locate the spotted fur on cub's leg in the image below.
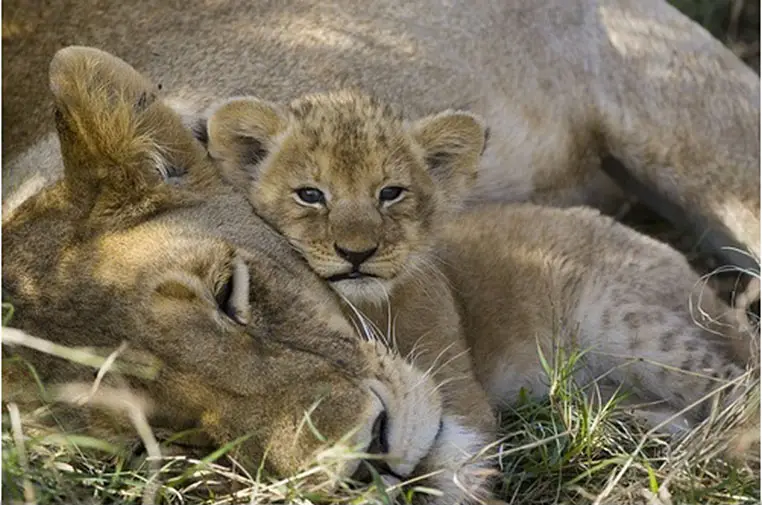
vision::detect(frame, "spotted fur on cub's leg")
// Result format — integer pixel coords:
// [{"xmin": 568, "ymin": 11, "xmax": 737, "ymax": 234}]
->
[{"xmin": 438, "ymin": 204, "xmax": 754, "ymax": 433}]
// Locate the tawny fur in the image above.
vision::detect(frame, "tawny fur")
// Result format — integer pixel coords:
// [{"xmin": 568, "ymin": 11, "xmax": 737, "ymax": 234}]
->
[
  {"xmin": 3, "ymin": 0, "xmax": 760, "ymax": 500},
  {"xmin": 2, "ymin": 47, "xmax": 497, "ymax": 505}
]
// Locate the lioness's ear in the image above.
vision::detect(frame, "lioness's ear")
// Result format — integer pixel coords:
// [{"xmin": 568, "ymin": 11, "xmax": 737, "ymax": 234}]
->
[
  {"xmin": 50, "ymin": 46, "xmax": 203, "ymax": 225},
  {"xmin": 206, "ymin": 97, "xmax": 289, "ymax": 185},
  {"xmin": 408, "ymin": 110, "xmax": 487, "ymax": 202}
]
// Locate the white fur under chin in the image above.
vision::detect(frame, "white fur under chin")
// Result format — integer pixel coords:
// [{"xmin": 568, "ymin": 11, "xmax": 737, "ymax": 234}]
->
[
  {"xmin": 420, "ymin": 415, "xmax": 494, "ymax": 505},
  {"xmin": 330, "ymin": 276, "xmax": 398, "ymax": 307}
]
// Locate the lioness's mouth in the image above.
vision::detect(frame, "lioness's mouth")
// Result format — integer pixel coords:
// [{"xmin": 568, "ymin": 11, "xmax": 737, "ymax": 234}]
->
[{"xmin": 327, "ymin": 271, "xmax": 379, "ymax": 282}]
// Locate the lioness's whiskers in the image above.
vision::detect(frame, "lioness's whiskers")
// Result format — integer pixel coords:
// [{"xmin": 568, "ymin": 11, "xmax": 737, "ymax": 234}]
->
[{"xmin": 429, "ymin": 374, "xmax": 472, "ymax": 397}]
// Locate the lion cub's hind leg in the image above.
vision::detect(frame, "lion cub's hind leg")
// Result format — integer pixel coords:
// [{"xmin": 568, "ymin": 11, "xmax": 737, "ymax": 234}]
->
[{"xmin": 574, "ymin": 219, "xmax": 753, "ymax": 433}]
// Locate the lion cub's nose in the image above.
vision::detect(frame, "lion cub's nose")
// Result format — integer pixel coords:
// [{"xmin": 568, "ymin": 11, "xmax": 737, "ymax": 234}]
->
[{"xmin": 334, "ymin": 243, "xmax": 378, "ymax": 267}]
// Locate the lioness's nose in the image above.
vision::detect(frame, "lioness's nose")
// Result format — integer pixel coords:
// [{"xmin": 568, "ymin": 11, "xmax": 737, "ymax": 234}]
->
[
  {"xmin": 353, "ymin": 409, "xmax": 404, "ymax": 483},
  {"xmin": 334, "ymin": 244, "xmax": 378, "ymax": 267},
  {"xmin": 367, "ymin": 410, "xmax": 390, "ymax": 455}
]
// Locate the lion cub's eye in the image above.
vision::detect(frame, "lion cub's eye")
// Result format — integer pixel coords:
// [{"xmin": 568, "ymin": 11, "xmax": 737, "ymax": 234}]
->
[
  {"xmin": 214, "ymin": 256, "xmax": 250, "ymax": 326},
  {"xmin": 295, "ymin": 187, "xmax": 326, "ymax": 206},
  {"xmin": 378, "ymin": 186, "xmax": 405, "ymax": 204}
]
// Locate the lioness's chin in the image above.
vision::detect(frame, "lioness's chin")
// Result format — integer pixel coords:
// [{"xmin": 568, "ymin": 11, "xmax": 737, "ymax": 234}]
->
[{"xmin": 330, "ymin": 276, "xmax": 398, "ymax": 306}]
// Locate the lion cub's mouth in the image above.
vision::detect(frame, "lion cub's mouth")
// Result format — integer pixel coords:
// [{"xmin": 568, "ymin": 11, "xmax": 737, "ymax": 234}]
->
[{"xmin": 327, "ymin": 271, "xmax": 380, "ymax": 283}]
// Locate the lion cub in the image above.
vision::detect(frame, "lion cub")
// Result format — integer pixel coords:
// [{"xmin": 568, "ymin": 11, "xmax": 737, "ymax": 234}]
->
[
  {"xmin": 204, "ymin": 90, "xmax": 484, "ymax": 305},
  {"xmin": 204, "ymin": 92, "xmax": 500, "ymax": 496},
  {"xmin": 203, "ymin": 90, "xmax": 752, "ymax": 432}
]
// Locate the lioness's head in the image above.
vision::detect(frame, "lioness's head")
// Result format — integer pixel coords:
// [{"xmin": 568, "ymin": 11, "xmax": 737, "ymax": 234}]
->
[
  {"xmin": 2, "ymin": 47, "xmax": 464, "ymax": 497},
  {"xmin": 203, "ymin": 90, "xmax": 487, "ymax": 302}
]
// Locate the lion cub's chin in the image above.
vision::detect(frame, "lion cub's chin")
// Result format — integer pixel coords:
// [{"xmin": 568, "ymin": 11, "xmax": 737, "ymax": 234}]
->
[{"xmin": 329, "ymin": 275, "xmax": 398, "ymax": 306}]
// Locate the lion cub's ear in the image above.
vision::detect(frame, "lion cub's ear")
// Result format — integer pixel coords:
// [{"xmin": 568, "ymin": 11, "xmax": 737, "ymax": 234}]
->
[
  {"xmin": 206, "ymin": 97, "xmax": 289, "ymax": 187},
  {"xmin": 408, "ymin": 110, "xmax": 487, "ymax": 203},
  {"xmin": 49, "ymin": 46, "xmax": 203, "ymax": 227}
]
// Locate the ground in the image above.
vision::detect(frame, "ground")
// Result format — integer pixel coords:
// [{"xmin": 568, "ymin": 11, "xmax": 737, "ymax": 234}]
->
[{"xmin": 2, "ymin": 1, "xmax": 760, "ymax": 504}]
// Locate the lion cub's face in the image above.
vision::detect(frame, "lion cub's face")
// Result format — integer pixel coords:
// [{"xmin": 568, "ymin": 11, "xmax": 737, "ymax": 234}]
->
[{"xmin": 205, "ymin": 91, "xmax": 487, "ymax": 302}]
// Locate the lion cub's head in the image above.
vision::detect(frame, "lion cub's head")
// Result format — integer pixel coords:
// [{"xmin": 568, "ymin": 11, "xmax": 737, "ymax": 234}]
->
[{"xmin": 204, "ymin": 90, "xmax": 487, "ymax": 302}]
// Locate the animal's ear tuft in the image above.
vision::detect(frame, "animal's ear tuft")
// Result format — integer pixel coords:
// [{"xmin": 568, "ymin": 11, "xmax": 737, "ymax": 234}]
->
[
  {"xmin": 408, "ymin": 110, "xmax": 487, "ymax": 204},
  {"xmin": 205, "ymin": 97, "xmax": 288, "ymax": 186},
  {"xmin": 49, "ymin": 46, "xmax": 204, "ymax": 226}
]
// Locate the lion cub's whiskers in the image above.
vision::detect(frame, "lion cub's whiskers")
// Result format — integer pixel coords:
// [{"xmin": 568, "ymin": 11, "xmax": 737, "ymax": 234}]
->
[
  {"xmin": 371, "ymin": 277, "xmax": 398, "ymax": 351},
  {"xmin": 339, "ymin": 294, "xmax": 376, "ymax": 341},
  {"xmin": 340, "ymin": 292, "xmax": 398, "ymax": 352},
  {"xmin": 400, "ymin": 260, "xmax": 440, "ymax": 303}
]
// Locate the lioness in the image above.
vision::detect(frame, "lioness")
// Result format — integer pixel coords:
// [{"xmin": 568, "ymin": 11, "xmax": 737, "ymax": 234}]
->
[
  {"xmin": 4, "ymin": 0, "xmax": 760, "ymax": 287},
  {"xmin": 2, "ymin": 47, "xmax": 754, "ymax": 504},
  {"xmin": 3, "ymin": 47, "xmax": 487, "ymax": 503}
]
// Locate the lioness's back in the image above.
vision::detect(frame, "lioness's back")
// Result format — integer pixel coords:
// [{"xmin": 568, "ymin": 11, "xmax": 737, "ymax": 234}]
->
[
  {"xmin": 3, "ymin": 0, "xmax": 484, "ymax": 170},
  {"xmin": 11, "ymin": 0, "xmax": 738, "ymax": 203}
]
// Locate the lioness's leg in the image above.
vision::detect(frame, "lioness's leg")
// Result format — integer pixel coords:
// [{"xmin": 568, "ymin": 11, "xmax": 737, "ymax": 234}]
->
[{"xmin": 594, "ymin": 0, "xmax": 760, "ymax": 279}]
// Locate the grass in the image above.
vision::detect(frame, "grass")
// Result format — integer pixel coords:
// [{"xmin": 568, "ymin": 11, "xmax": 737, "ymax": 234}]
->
[
  {"xmin": 493, "ymin": 343, "xmax": 760, "ymax": 505},
  {"xmin": 3, "ymin": 306, "xmax": 760, "ymax": 505},
  {"xmin": 3, "ymin": 1, "xmax": 760, "ymax": 504}
]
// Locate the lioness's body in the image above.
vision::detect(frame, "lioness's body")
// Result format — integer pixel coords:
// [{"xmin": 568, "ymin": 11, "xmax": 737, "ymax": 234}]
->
[{"xmin": 4, "ymin": 0, "xmax": 760, "ymax": 274}]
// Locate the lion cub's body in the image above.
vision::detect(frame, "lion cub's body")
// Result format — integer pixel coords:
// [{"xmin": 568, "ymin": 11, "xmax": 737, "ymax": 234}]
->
[
  {"xmin": 441, "ymin": 205, "xmax": 748, "ymax": 409},
  {"xmin": 206, "ymin": 90, "xmax": 750, "ymax": 433}
]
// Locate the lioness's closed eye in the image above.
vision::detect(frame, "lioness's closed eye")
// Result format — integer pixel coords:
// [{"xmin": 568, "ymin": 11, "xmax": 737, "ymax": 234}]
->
[{"xmin": 205, "ymin": 90, "xmax": 487, "ymax": 304}]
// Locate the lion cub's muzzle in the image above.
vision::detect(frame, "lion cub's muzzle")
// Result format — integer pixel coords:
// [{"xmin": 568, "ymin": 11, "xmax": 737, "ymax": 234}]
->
[{"xmin": 327, "ymin": 243, "xmax": 381, "ymax": 282}]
